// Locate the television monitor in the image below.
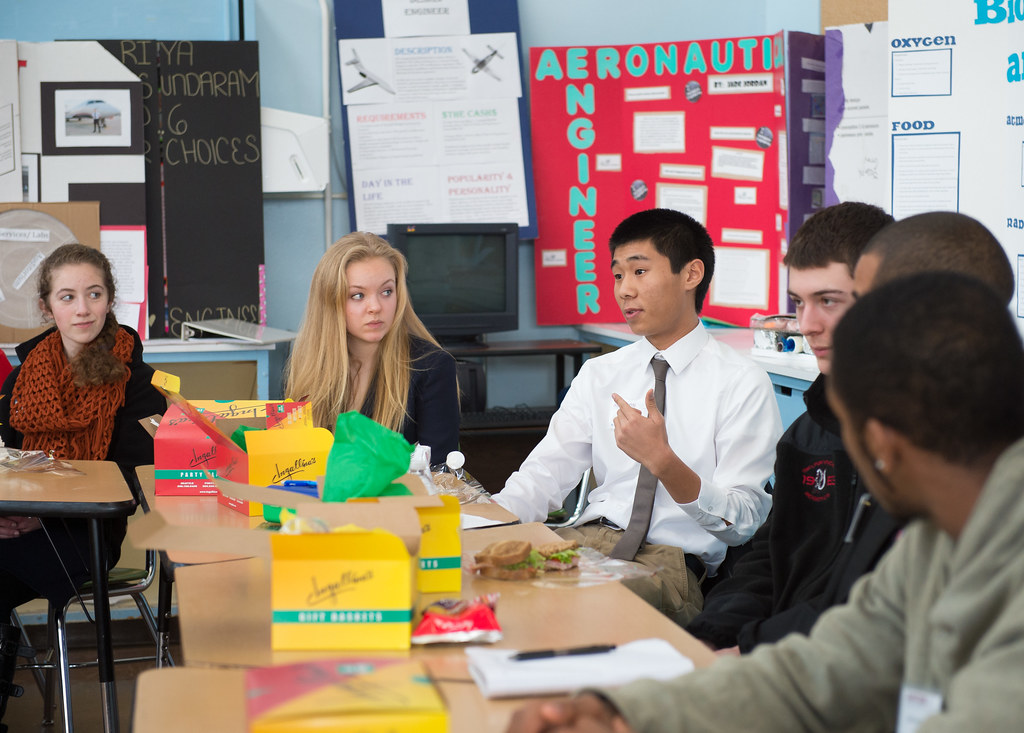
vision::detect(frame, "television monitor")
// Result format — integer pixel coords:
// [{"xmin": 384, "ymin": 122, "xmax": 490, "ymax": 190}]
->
[{"xmin": 386, "ymin": 222, "xmax": 519, "ymax": 343}]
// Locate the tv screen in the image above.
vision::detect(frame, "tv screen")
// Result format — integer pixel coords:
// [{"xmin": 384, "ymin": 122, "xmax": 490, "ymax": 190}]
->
[{"xmin": 386, "ymin": 222, "xmax": 519, "ymax": 341}]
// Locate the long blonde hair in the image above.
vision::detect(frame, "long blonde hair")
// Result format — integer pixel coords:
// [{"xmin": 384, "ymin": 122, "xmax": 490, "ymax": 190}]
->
[{"xmin": 284, "ymin": 232, "xmax": 440, "ymax": 432}]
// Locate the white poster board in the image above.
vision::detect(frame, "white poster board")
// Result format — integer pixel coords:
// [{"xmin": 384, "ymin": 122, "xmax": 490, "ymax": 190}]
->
[
  {"xmin": 338, "ymin": 24, "xmax": 530, "ymax": 234},
  {"xmin": 825, "ymin": 22, "xmax": 889, "ymax": 209},
  {"xmin": 887, "ymin": 1, "xmax": 1023, "ymax": 329}
]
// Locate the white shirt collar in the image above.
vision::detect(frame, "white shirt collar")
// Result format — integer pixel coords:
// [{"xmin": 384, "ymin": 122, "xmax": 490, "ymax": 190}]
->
[{"xmin": 640, "ymin": 320, "xmax": 709, "ymax": 375}]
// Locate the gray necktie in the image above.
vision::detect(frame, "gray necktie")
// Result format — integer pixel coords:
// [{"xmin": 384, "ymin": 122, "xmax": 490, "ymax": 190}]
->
[{"xmin": 610, "ymin": 356, "xmax": 669, "ymax": 561}]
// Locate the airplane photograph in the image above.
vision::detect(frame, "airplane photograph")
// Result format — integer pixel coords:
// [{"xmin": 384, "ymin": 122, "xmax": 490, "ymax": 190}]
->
[
  {"xmin": 63, "ymin": 98, "xmax": 122, "ymax": 136},
  {"xmin": 463, "ymin": 45, "xmax": 503, "ymax": 81},
  {"xmin": 346, "ymin": 49, "xmax": 395, "ymax": 95}
]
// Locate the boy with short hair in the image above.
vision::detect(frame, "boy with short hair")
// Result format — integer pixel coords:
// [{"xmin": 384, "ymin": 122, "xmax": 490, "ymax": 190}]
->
[
  {"xmin": 854, "ymin": 210, "xmax": 1015, "ymax": 300},
  {"xmin": 496, "ymin": 208, "xmax": 781, "ymax": 624},
  {"xmin": 687, "ymin": 201, "xmax": 895, "ymax": 651}
]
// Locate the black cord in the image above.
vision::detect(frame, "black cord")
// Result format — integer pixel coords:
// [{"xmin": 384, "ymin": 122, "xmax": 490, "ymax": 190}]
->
[{"xmin": 38, "ymin": 518, "xmax": 94, "ymax": 625}]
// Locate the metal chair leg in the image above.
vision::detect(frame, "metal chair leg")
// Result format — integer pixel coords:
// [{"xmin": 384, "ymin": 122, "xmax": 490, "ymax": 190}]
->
[
  {"xmin": 8, "ymin": 611, "xmax": 46, "ymax": 700},
  {"xmin": 53, "ymin": 606, "xmax": 73, "ymax": 733},
  {"xmin": 42, "ymin": 609, "xmax": 57, "ymax": 727},
  {"xmin": 155, "ymin": 559, "xmax": 175, "ymax": 668}
]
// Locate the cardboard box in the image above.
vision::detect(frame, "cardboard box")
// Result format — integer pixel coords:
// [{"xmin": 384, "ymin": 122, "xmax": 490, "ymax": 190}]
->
[
  {"xmin": 217, "ymin": 408, "xmax": 332, "ymax": 516},
  {"xmin": 151, "ymin": 404, "xmax": 215, "ymax": 496},
  {"xmin": 215, "ymin": 477, "xmax": 461, "ymax": 592},
  {"xmin": 128, "ymin": 493, "xmax": 427, "ymax": 651},
  {"xmin": 152, "ymin": 396, "xmax": 331, "ymax": 507},
  {"xmin": 244, "ymin": 658, "xmax": 447, "ymax": 733},
  {"xmin": 270, "ymin": 506, "xmax": 421, "ymax": 651},
  {"xmin": 291, "ymin": 493, "xmax": 460, "ymax": 593},
  {"xmin": 0, "ymin": 202, "xmax": 101, "ymax": 344},
  {"xmin": 413, "ymin": 495, "xmax": 462, "ymax": 593},
  {"xmin": 821, "ymin": 0, "xmax": 886, "ymax": 31}
]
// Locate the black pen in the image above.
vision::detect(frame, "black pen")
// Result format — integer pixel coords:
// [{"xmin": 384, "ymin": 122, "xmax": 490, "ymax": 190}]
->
[{"xmin": 511, "ymin": 644, "xmax": 616, "ymax": 661}]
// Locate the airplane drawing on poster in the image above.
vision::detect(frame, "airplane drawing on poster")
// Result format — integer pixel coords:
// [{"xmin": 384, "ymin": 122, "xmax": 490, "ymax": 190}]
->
[
  {"xmin": 346, "ymin": 49, "xmax": 396, "ymax": 95},
  {"xmin": 341, "ymin": 33, "xmax": 522, "ymax": 105},
  {"xmin": 339, "ymin": 39, "xmax": 398, "ymax": 106},
  {"xmin": 464, "ymin": 45, "xmax": 503, "ymax": 81}
]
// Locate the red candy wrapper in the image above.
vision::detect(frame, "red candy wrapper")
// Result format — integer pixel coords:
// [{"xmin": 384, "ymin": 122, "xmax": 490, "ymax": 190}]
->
[{"xmin": 411, "ymin": 593, "xmax": 503, "ymax": 644}]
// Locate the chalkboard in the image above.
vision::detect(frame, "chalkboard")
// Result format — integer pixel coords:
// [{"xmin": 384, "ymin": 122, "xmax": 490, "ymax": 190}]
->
[{"xmin": 98, "ymin": 40, "xmax": 264, "ymax": 337}]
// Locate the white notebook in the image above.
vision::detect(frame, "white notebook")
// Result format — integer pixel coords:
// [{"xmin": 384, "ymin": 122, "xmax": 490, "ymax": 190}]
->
[{"xmin": 465, "ymin": 638, "xmax": 694, "ymax": 699}]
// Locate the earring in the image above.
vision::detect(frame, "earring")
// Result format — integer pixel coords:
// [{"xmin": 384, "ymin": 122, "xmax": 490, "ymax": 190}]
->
[{"xmin": 874, "ymin": 459, "xmax": 886, "ymax": 472}]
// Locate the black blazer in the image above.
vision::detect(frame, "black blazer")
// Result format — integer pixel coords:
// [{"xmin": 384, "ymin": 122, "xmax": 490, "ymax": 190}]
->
[{"xmin": 360, "ymin": 336, "xmax": 460, "ymax": 461}]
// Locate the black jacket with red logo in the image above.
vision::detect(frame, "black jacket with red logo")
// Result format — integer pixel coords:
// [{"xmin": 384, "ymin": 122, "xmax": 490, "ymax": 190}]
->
[{"xmin": 687, "ymin": 374, "xmax": 901, "ymax": 651}]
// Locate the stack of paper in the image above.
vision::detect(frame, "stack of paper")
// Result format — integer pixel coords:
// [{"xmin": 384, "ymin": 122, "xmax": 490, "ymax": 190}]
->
[{"xmin": 465, "ymin": 638, "xmax": 694, "ymax": 698}]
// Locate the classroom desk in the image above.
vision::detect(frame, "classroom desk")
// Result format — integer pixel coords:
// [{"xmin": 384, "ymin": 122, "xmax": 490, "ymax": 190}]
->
[
  {"xmin": 135, "ymin": 466, "xmax": 265, "ymax": 560},
  {"xmin": 0, "ymin": 460, "xmax": 136, "ymax": 733},
  {"xmin": 133, "ymin": 522, "xmax": 715, "ymax": 732},
  {"xmin": 134, "ymin": 465, "xmax": 267, "ymax": 666},
  {"xmin": 133, "ymin": 464, "xmax": 520, "ymax": 665}
]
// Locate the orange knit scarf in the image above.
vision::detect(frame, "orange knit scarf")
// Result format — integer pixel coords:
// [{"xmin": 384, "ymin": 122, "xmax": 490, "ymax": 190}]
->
[{"xmin": 9, "ymin": 329, "xmax": 132, "ymax": 460}]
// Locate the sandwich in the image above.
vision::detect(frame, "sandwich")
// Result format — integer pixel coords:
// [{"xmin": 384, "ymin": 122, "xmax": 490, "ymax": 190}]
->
[
  {"xmin": 536, "ymin": 539, "xmax": 581, "ymax": 571},
  {"xmin": 473, "ymin": 540, "xmax": 544, "ymax": 580}
]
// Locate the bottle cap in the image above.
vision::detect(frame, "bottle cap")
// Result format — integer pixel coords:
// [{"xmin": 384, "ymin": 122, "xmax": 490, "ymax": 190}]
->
[{"xmin": 446, "ymin": 450, "xmax": 465, "ymax": 470}]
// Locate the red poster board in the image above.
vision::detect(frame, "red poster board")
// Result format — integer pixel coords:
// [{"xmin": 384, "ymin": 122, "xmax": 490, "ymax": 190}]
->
[{"xmin": 529, "ymin": 34, "xmax": 788, "ymax": 326}]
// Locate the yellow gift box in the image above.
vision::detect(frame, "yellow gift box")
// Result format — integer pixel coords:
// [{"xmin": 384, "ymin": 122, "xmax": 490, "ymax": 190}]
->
[
  {"xmin": 307, "ymin": 495, "xmax": 462, "ymax": 595},
  {"xmin": 245, "ymin": 658, "xmax": 447, "ymax": 733},
  {"xmin": 189, "ymin": 400, "xmax": 330, "ymax": 517},
  {"xmin": 412, "ymin": 495, "xmax": 461, "ymax": 594},
  {"xmin": 270, "ymin": 506, "xmax": 421, "ymax": 651},
  {"xmin": 150, "ymin": 372, "xmax": 332, "ymax": 515}
]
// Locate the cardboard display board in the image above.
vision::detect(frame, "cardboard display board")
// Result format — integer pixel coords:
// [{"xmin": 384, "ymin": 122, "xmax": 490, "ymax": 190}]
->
[
  {"xmin": 824, "ymin": 22, "xmax": 890, "ymax": 210},
  {"xmin": 332, "ymin": 0, "xmax": 537, "ymax": 238},
  {"xmin": 9, "ymin": 41, "xmax": 150, "ymax": 334},
  {"xmin": 783, "ymin": 32, "xmax": 828, "ymax": 235},
  {"xmin": 0, "ymin": 41, "xmax": 22, "ymax": 202},
  {"xmin": 98, "ymin": 40, "xmax": 265, "ymax": 338},
  {"xmin": 821, "ymin": 0, "xmax": 888, "ymax": 30},
  {"xmin": 528, "ymin": 33, "xmax": 821, "ymax": 327},
  {"xmin": 886, "ymin": 0, "xmax": 1023, "ymax": 329},
  {"xmin": 0, "ymin": 201, "xmax": 100, "ymax": 343}
]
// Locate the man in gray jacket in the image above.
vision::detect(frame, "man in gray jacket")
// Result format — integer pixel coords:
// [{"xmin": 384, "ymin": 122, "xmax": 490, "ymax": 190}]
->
[{"xmin": 507, "ymin": 271, "xmax": 1024, "ymax": 733}]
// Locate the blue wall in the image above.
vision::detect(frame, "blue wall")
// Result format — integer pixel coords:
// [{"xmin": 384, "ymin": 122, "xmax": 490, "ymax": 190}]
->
[{"xmin": 5, "ymin": 0, "xmax": 820, "ymax": 402}]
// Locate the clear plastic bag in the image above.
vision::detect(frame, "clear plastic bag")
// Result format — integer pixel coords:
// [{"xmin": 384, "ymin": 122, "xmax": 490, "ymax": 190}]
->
[
  {"xmin": 0, "ymin": 449, "xmax": 84, "ymax": 476},
  {"xmin": 430, "ymin": 450, "xmax": 491, "ymax": 504},
  {"xmin": 464, "ymin": 545, "xmax": 658, "ymax": 588},
  {"xmin": 528, "ymin": 546, "xmax": 658, "ymax": 588}
]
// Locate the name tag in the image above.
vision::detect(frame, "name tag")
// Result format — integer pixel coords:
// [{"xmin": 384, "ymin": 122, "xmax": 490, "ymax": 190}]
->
[{"xmin": 896, "ymin": 685, "xmax": 943, "ymax": 733}]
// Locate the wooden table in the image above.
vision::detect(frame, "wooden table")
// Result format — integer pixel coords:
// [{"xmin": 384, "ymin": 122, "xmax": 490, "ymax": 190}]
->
[
  {"xmin": 134, "ymin": 465, "xmax": 265, "ymax": 667},
  {"xmin": 0, "ymin": 460, "xmax": 136, "ymax": 733},
  {"xmin": 131, "ymin": 522, "xmax": 715, "ymax": 732},
  {"xmin": 133, "ymin": 465, "xmax": 520, "ymax": 667}
]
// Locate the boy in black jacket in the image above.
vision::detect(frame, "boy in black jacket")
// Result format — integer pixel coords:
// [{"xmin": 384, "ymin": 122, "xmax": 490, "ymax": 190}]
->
[
  {"xmin": 688, "ymin": 207, "xmax": 1016, "ymax": 652},
  {"xmin": 687, "ymin": 202, "xmax": 894, "ymax": 651}
]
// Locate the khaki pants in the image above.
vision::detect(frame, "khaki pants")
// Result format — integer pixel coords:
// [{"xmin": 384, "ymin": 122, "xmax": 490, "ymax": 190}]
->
[{"xmin": 555, "ymin": 523, "xmax": 704, "ymax": 626}]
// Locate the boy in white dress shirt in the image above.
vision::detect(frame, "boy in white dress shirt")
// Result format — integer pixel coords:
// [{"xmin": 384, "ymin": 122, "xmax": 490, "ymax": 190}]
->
[{"xmin": 496, "ymin": 208, "xmax": 781, "ymax": 624}]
